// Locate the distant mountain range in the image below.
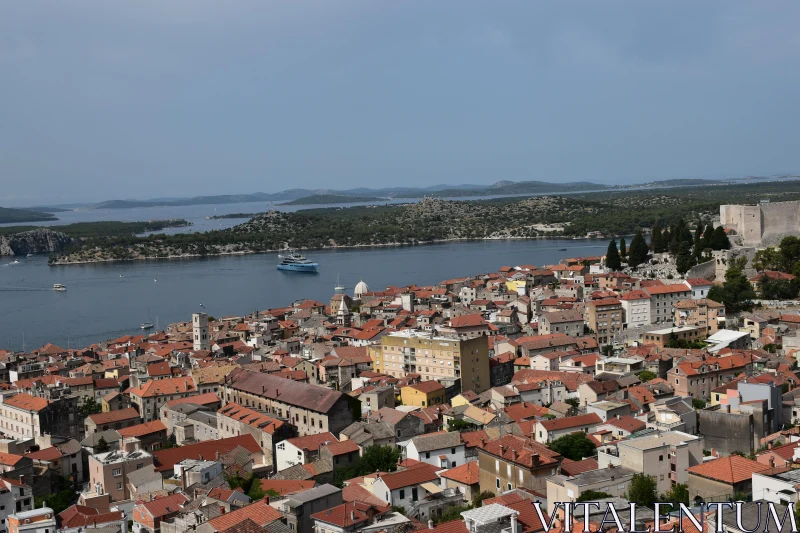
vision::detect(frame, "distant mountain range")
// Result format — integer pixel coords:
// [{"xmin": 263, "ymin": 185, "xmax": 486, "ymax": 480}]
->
[{"xmin": 12, "ymin": 174, "xmax": 800, "ymax": 212}]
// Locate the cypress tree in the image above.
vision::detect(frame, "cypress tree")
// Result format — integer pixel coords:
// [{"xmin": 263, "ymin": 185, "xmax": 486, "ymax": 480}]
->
[
  {"xmin": 651, "ymin": 222, "xmax": 663, "ymax": 253},
  {"xmin": 694, "ymin": 219, "xmax": 703, "ymax": 257},
  {"xmin": 628, "ymin": 230, "xmax": 649, "ymax": 268},
  {"xmin": 711, "ymin": 226, "xmax": 731, "ymax": 250},
  {"xmin": 702, "ymin": 223, "xmax": 714, "ymax": 250},
  {"xmin": 606, "ymin": 240, "xmax": 622, "ymax": 271},
  {"xmin": 619, "ymin": 237, "xmax": 627, "ymax": 258}
]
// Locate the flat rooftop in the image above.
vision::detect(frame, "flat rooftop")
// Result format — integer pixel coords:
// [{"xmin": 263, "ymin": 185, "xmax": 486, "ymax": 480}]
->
[
  {"xmin": 648, "ymin": 326, "xmax": 703, "ymax": 335},
  {"xmin": 619, "ymin": 431, "xmax": 700, "ymax": 451}
]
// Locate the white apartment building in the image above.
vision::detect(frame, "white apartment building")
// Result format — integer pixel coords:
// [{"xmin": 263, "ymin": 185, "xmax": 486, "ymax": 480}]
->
[{"xmin": 620, "ymin": 290, "xmax": 651, "ymax": 328}]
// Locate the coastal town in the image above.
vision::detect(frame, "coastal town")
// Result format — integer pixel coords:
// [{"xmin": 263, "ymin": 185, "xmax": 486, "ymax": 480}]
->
[{"xmin": 0, "ymin": 203, "xmax": 798, "ymax": 533}]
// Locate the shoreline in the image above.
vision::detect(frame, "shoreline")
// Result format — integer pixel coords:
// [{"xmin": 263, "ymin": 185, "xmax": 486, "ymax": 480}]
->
[{"xmin": 48, "ymin": 234, "xmax": 601, "ymax": 266}]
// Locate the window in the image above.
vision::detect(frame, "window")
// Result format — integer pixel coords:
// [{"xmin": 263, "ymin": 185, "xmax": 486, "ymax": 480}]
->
[
  {"xmin": 451, "ymin": 448, "xmax": 456, "ymax": 454},
  {"xmin": 112, "ymin": 469, "xmax": 121, "ymax": 476},
  {"xmin": 116, "ymin": 482, "xmax": 122, "ymax": 490},
  {"xmin": 399, "ymin": 489, "xmax": 405, "ymax": 499},
  {"xmin": 425, "ymin": 452, "xmax": 430, "ymax": 459},
  {"xmin": 659, "ymin": 455, "xmax": 663, "ymax": 462},
  {"xmin": 496, "ymin": 478, "xmax": 500, "ymax": 489}
]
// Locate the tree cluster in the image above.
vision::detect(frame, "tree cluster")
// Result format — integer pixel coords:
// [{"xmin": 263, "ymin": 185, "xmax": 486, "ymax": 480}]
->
[
  {"xmin": 548, "ymin": 432, "xmax": 596, "ymax": 461},
  {"xmin": 708, "ymin": 257, "xmax": 755, "ymax": 313},
  {"xmin": 332, "ymin": 445, "xmax": 402, "ymax": 488}
]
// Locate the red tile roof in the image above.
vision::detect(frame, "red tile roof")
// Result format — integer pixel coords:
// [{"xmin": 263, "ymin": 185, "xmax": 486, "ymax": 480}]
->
[
  {"xmin": 127, "ymin": 376, "xmax": 196, "ymax": 398},
  {"xmin": 322, "ymin": 440, "xmax": 361, "ymax": 456},
  {"xmin": 560, "ymin": 457, "xmax": 599, "ymax": 476},
  {"xmin": 0, "ymin": 452, "xmax": 25, "ymax": 466},
  {"xmin": 218, "ymin": 403, "xmax": 284, "ymax": 435},
  {"xmin": 57, "ymin": 505, "xmax": 123, "ymax": 529},
  {"xmin": 311, "ymin": 502, "xmax": 371, "ymax": 527},
  {"xmin": 208, "ymin": 500, "xmax": 282, "ymax": 531},
  {"xmin": 4, "ymin": 393, "xmax": 49, "ymax": 412},
  {"xmin": 25, "ymin": 447, "xmax": 62, "ymax": 462},
  {"xmin": 87, "ymin": 407, "xmax": 141, "ymax": 425},
  {"xmin": 540, "ymin": 413, "xmax": 602, "ymax": 431},
  {"xmin": 440, "ymin": 461, "xmax": 479, "ymax": 485},
  {"xmin": 152, "ymin": 435, "xmax": 261, "ymax": 472},
  {"xmin": 481, "ymin": 434, "xmax": 561, "ymax": 467},
  {"xmin": 448, "ymin": 314, "xmax": 486, "ymax": 328},
  {"xmin": 686, "ymin": 455, "xmax": 769, "ymax": 484},
  {"xmin": 376, "ymin": 463, "xmax": 440, "ymax": 489},
  {"xmin": 164, "ymin": 392, "xmax": 220, "ymax": 408},
  {"xmin": 286, "ymin": 432, "xmax": 338, "ymax": 451},
  {"xmin": 136, "ymin": 493, "xmax": 189, "ymax": 518},
  {"xmin": 117, "ymin": 420, "xmax": 167, "ymax": 438}
]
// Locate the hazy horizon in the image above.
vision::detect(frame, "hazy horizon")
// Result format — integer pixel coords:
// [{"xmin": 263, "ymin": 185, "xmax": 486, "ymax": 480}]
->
[{"xmin": 2, "ymin": 1, "xmax": 800, "ymax": 205}]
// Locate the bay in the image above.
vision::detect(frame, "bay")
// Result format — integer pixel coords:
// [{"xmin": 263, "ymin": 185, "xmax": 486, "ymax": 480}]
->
[{"xmin": 0, "ymin": 239, "xmax": 607, "ymax": 352}]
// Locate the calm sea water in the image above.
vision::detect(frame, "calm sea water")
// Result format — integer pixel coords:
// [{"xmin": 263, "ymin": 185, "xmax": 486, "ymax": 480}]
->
[{"xmin": 0, "ymin": 239, "xmax": 607, "ymax": 352}]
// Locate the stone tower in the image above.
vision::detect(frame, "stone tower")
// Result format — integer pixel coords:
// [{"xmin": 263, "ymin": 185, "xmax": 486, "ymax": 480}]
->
[
  {"xmin": 192, "ymin": 312, "xmax": 210, "ymax": 351},
  {"xmin": 336, "ymin": 297, "xmax": 351, "ymax": 327}
]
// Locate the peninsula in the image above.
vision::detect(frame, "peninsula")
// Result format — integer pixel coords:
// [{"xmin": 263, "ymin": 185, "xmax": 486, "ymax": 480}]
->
[{"xmin": 44, "ymin": 180, "xmax": 800, "ymax": 265}]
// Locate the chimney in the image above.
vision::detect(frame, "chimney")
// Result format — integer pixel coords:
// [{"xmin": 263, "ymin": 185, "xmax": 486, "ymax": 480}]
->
[
  {"xmin": 428, "ymin": 520, "xmax": 434, "ymax": 530},
  {"xmin": 511, "ymin": 513, "xmax": 519, "ymax": 533},
  {"xmin": 351, "ymin": 511, "xmax": 356, "ymax": 521},
  {"xmin": 199, "ymin": 454, "xmax": 204, "ymax": 461}
]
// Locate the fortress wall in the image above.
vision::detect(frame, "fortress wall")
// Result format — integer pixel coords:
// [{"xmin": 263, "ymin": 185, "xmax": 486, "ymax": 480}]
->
[
  {"xmin": 721, "ymin": 201, "xmax": 800, "ymax": 247},
  {"xmin": 760, "ymin": 201, "xmax": 800, "ymax": 246}
]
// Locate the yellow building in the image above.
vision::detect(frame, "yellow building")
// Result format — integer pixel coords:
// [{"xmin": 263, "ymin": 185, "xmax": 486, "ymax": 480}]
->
[
  {"xmin": 377, "ymin": 330, "xmax": 491, "ymax": 393},
  {"xmin": 400, "ymin": 381, "xmax": 446, "ymax": 407}
]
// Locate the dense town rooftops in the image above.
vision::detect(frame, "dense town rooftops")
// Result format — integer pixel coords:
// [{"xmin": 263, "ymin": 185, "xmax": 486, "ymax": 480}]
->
[{"xmin": 127, "ymin": 376, "xmax": 196, "ymax": 398}]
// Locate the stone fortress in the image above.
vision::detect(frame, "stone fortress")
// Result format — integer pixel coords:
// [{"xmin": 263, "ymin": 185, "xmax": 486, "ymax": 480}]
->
[{"xmin": 720, "ymin": 200, "xmax": 800, "ymax": 247}]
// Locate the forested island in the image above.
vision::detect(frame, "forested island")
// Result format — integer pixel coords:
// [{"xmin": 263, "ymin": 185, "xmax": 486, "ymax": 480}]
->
[
  {"xmin": 278, "ymin": 194, "xmax": 384, "ymax": 205},
  {"xmin": 0, "ymin": 219, "xmax": 192, "ymax": 256},
  {"xmin": 0, "ymin": 207, "xmax": 58, "ymax": 224},
  {"xmin": 44, "ymin": 180, "xmax": 800, "ymax": 265}
]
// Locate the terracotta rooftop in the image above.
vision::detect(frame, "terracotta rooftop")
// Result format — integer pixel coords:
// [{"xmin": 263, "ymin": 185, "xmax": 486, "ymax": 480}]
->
[
  {"xmin": 4, "ymin": 393, "xmax": 49, "ymax": 412},
  {"xmin": 440, "ymin": 461, "xmax": 479, "ymax": 485},
  {"xmin": 87, "ymin": 407, "xmax": 141, "ymax": 425},
  {"xmin": 208, "ymin": 499, "xmax": 282, "ymax": 531},
  {"xmin": 117, "ymin": 420, "xmax": 167, "ymax": 438},
  {"xmin": 686, "ymin": 455, "xmax": 770, "ymax": 484}
]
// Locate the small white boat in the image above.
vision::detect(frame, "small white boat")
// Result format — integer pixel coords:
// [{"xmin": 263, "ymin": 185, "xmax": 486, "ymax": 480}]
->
[
  {"xmin": 140, "ymin": 322, "xmax": 154, "ymax": 330},
  {"xmin": 26, "ymin": 253, "xmax": 33, "ymax": 258},
  {"xmin": 53, "ymin": 284, "xmax": 66, "ymax": 291},
  {"xmin": 9, "ymin": 260, "xmax": 20, "ymax": 265}
]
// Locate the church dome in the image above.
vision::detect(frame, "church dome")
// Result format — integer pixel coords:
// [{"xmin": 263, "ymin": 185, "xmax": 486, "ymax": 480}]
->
[{"xmin": 354, "ymin": 279, "xmax": 369, "ymax": 298}]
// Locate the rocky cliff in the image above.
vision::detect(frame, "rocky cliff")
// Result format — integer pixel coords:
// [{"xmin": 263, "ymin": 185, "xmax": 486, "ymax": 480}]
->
[{"xmin": 0, "ymin": 228, "xmax": 74, "ymax": 256}]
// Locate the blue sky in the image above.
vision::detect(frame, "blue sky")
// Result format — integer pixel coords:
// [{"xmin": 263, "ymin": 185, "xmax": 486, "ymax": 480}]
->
[{"xmin": 2, "ymin": 1, "xmax": 799, "ymax": 205}]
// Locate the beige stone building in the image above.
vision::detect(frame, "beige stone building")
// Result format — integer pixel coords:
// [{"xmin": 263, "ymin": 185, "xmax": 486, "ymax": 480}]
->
[
  {"xmin": 220, "ymin": 370, "xmax": 360, "ymax": 437},
  {"xmin": 375, "ymin": 330, "xmax": 490, "ymax": 393},
  {"xmin": 477, "ymin": 434, "xmax": 562, "ymax": 494},
  {"xmin": 586, "ymin": 298, "xmax": 623, "ymax": 344},
  {"xmin": 674, "ymin": 299, "xmax": 725, "ymax": 335},
  {"xmin": 87, "ymin": 449, "xmax": 154, "ymax": 502},
  {"xmin": 597, "ymin": 431, "xmax": 704, "ymax": 495}
]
